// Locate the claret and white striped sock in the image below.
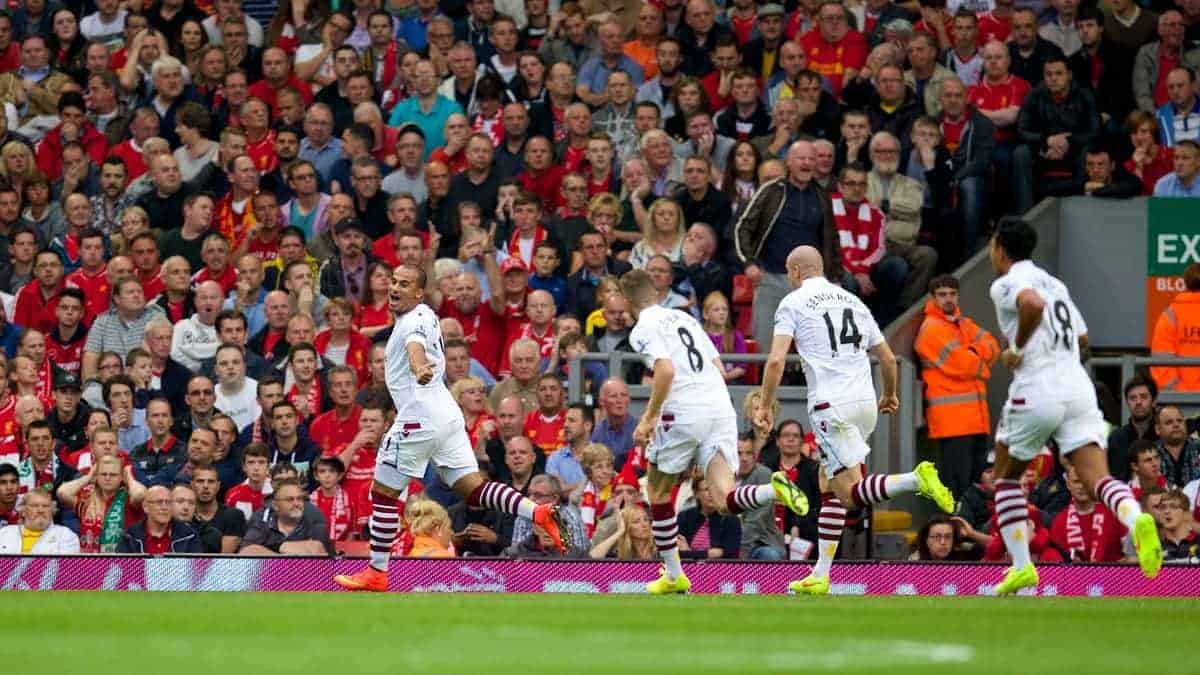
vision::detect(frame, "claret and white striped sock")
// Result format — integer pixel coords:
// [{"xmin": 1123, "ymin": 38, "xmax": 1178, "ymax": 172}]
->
[
  {"xmin": 1096, "ymin": 476, "xmax": 1142, "ymax": 530},
  {"xmin": 650, "ymin": 502, "xmax": 684, "ymax": 580},
  {"xmin": 468, "ymin": 481, "xmax": 537, "ymax": 520},
  {"xmin": 725, "ymin": 484, "xmax": 775, "ymax": 515},
  {"xmin": 850, "ymin": 472, "xmax": 918, "ymax": 507},
  {"xmin": 994, "ymin": 478, "xmax": 1032, "ymax": 569},
  {"xmin": 812, "ymin": 492, "xmax": 846, "ymax": 579},
  {"xmin": 368, "ymin": 493, "xmax": 401, "ymax": 572}
]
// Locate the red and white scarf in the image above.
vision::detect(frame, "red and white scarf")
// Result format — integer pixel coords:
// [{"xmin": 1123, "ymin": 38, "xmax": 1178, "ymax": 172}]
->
[
  {"xmin": 1065, "ymin": 503, "xmax": 1106, "ymax": 562},
  {"xmin": 578, "ymin": 481, "xmax": 610, "ymax": 539},
  {"xmin": 312, "ymin": 485, "xmax": 352, "ymax": 541},
  {"xmin": 286, "ymin": 377, "xmax": 323, "ymax": 419}
]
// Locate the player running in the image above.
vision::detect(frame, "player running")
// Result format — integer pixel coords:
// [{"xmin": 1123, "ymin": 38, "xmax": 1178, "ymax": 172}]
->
[
  {"xmin": 335, "ymin": 264, "xmax": 568, "ymax": 592},
  {"xmin": 987, "ymin": 218, "xmax": 1161, "ymax": 595},
  {"xmin": 757, "ymin": 246, "xmax": 955, "ymax": 596},
  {"xmin": 620, "ymin": 270, "xmax": 810, "ymax": 595}
]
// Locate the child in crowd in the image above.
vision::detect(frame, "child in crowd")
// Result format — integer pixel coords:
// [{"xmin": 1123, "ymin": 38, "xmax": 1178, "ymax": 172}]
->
[{"xmin": 311, "ymin": 457, "xmax": 357, "ymax": 542}]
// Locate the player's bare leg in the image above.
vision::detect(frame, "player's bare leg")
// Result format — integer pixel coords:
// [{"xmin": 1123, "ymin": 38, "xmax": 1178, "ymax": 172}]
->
[
  {"xmin": 645, "ymin": 464, "xmax": 690, "ymax": 594},
  {"xmin": 711, "ymin": 453, "xmax": 809, "ymax": 518},
  {"xmin": 334, "ymin": 481, "xmax": 404, "ymax": 592},
  {"xmin": 1070, "ymin": 444, "xmax": 1162, "ymax": 579},
  {"xmin": 991, "ymin": 442, "xmax": 1038, "ymax": 595},
  {"xmin": 452, "ymin": 471, "xmax": 569, "ymax": 553}
]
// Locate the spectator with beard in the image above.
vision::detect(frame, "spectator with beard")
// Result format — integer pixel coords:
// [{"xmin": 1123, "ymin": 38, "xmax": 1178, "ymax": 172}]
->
[{"xmin": 1107, "ymin": 376, "xmax": 1159, "ymax": 479}]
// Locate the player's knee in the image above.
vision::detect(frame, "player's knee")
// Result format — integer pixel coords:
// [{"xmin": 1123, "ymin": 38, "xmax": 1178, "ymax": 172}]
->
[{"xmin": 370, "ymin": 483, "xmax": 402, "ymax": 503}]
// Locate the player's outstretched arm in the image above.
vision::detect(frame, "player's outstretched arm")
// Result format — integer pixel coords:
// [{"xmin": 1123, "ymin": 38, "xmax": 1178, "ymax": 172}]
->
[
  {"xmin": 758, "ymin": 334, "xmax": 793, "ymax": 427},
  {"xmin": 407, "ymin": 341, "xmax": 435, "ymax": 385},
  {"xmin": 870, "ymin": 340, "xmax": 899, "ymax": 414},
  {"xmin": 634, "ymin": 358, "xmax": 674, "ymax": 446}
]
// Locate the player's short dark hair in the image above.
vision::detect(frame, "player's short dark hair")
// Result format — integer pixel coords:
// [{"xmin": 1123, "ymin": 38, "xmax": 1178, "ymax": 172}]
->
[
  {"xmin": 993, "ymin": 217, "xmax": 1037, "ymax": 262},
  {"xmin": 1123, "ymin": 374, "xmax": 1158, "ymax": 401}
]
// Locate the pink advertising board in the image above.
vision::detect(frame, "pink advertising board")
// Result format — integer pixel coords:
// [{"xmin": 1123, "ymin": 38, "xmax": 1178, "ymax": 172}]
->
[{"xmin": 2, "ymin": 557, "xmax": 1197, "ymax": 596}]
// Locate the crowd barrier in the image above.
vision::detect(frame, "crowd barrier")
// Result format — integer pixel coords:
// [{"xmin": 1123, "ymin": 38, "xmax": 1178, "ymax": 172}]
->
[{"xmin": 3, "ymin": 557, "xmax": 1197, "ymax": 596}]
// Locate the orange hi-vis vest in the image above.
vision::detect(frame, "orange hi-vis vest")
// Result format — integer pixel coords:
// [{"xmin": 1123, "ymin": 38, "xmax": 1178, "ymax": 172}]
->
[
  {"xmin": 914, "ymin": 299, "xmax": 1000, "ymax": 439},
  {"xmin": 1151, "ymin": 291, "xmax": 1200, "ymax": 392}
]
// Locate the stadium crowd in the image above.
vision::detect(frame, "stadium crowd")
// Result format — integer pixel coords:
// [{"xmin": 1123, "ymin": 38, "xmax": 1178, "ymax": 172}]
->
[{"xmin": 0, "ymin": 0, "xmax": 1195, "ymax": 562}]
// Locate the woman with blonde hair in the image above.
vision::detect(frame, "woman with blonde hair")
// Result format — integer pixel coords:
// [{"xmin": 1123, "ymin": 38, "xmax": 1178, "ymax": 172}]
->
[
  {"xmin": 451, "ymin": 376, "xmax": 495, "ymax": 456},
  {"xmin": 110, "ymin": 207, "xmax": 152, "ymax": 256},
  {"xmin": 629, "ymin": 198, "xmax": 685, "ymax": 269},
  {"xmin": 590, "ymin": 504, "xmax": 656, "ymax": 559},
  {"xmin": 406, "ymin": 498, "xmax": 454, "ymax": 558},
  {"xmin": 578, "ymin": 193, "xmax": 625, "ymax": 272},
  {"xmin": 702, "ymin": 291, "xmax": 748, "ymax": 383},
  {"xmin": 0, "ymin": 141, "xmax": 36, "ymax": 196},
  {"xmin": 55, "ymin": 451, "xmax": 147, "ymax": 553},
  {"xmin": 742, "ymin": 389, "xmax": 780, "ymax": 458}
]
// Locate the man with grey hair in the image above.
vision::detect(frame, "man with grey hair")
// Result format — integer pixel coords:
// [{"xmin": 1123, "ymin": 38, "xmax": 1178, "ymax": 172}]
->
[
  {"xmin": 504, "ymin": 474, "xmax": 589, "ymax": 557},
  {"xmin": 124, "ymin": 137, "xmax": 171, "ymax": 201},
  {"xmin": 299, "ymin": 103, "xmax": 344, "ymax": 182},
  {"xmin": 149, "ymin": 56, "xmax": 193, "ymax": 147},
  {"xmin": 489, "ymin": 339, "xmax": 541, "ymax": 411},
  {"xmin": 866, "ymin": 131, "xmax": 935, "ymax": 309}
]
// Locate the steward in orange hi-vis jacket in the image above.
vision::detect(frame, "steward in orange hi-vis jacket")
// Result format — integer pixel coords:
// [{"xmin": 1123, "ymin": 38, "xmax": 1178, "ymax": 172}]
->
[
  {"xmin": 915, "ymin": 275, "xmax": 1000, "ymax": 497},
  {"xmin": 1151, "ymin": 264, "xmax": 1200, "ymax": 393}
]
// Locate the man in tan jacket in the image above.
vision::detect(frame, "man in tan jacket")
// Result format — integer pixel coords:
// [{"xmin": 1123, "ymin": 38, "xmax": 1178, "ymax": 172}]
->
[
  {"xmin": 865, "ymin": 131, "xmax": 937, "ymax": 309},
  {"xmin": 0, "ymin": 35, "xmax": 74, "ymax": 125}
]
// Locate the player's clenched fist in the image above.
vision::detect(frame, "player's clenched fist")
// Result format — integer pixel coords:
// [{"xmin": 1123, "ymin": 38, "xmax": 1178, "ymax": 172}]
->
[{"xmin": 414, "ymin": 363, "xmax": 434, "ymax": 385}]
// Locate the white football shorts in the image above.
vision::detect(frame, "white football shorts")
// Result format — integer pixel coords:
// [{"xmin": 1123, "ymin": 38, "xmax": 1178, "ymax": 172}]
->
[
  {"xmin": 810, "ymin": 399, "xmax": 877, "ymax": 478},
  {"xmin": 647, "ymin": 412, "xmax": 738, "ymax": 475}
]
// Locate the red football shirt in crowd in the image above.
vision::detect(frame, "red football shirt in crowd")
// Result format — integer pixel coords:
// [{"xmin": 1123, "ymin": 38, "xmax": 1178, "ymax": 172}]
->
[
  {"xmin": 309, "ymin": 406, "xmax": 362, "ymax": 453},
  {"xmin": 967, "ymin": 75, "xmax": 1030, "ymax": 143},
  {"xmin": 65, "ymin": 265, "xmax": 110, "ymax": 326},
  {"xmin": 225, "ymin": 482, "xmax": 267, "ymax": 520},
  {"xmin": 523, "ymin": 408, "xmax": 565, "ymax": 457},
  {"xmin": 439, "ymin": 300, "xmax": 505, "ymax": 375},
  {"xmin": 799, "ymin": 28, "xmax": 868, "ymax": 96}
]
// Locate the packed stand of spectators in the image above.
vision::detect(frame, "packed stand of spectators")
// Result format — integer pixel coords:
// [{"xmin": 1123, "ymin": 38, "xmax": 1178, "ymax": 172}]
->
[{"xmin": 0, "ymin": 0, "xmax": 1196, "ymax": 558}]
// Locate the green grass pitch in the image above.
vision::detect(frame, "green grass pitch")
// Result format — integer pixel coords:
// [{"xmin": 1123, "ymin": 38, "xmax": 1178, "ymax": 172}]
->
[{"xmin": 2, "ymin": 593, "xmax": 1195, "ymax": 674}]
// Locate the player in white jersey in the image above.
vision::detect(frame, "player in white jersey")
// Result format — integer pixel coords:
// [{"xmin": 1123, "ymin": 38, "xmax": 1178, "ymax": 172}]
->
[
  {"xmin": 619, "ymin": 270, "xmax": 811, "ymax": 595},
  {"xmin": 758, "ymin": 246, "xmax": 955, "ymax": 595},
  {"xmin": 987, "ymin": 218, "xmax": 1161, "ymax": 595},
  {"xmin": 335, "ymin": 265, "xmax": 568, "ymax": 592}
]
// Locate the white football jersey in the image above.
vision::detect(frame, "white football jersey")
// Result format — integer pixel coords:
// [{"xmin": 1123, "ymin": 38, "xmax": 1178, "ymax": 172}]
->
[
  {"xmin": 629, "ymin": 305, "xmax": 735, "ymax": 416},
  {"xmin": 385, "ymin": 303, "xmax": 463, "ymax": 425},
  {"xmin": 990, "ymin": 259, "xmax": 1093, "ymax": 398},
  {"xmin": 774, "ymin": 276, "xmax": 883, "ymax": 409}
]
